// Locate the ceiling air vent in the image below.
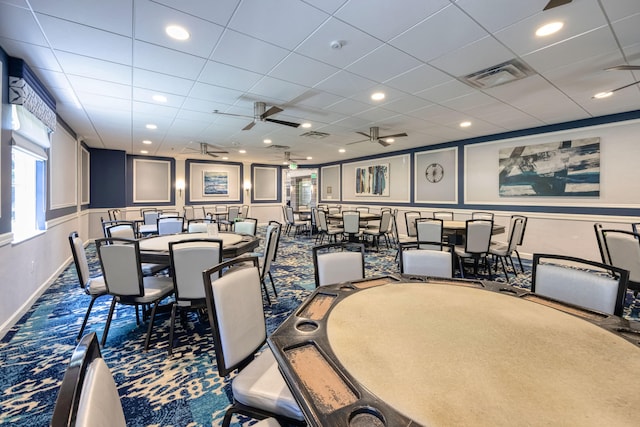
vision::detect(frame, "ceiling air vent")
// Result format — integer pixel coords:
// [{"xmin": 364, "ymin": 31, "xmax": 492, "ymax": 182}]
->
[
  {"xmin": 460, "ymin": 59, "xmax": 535, "ymax": 89},
  {"xmin": 300, "ymin": 130, "xmax": 330, "ymax": 139},
  {"xmin": 267, "ymin": 144, "xmax": 290, "ymax": 150}
]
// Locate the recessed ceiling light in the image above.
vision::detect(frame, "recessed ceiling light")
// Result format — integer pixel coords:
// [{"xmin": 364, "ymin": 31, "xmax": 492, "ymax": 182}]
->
[
  {"xmin": 140, "ymin": 150, "xmax": 148, "ymax": 154},
  {"xmin": 142, "ymin": 140, "xmax": 152, "ymax": 145},
  {"xmin": 282, "ymin": 161, "xmax": 289, "ymax": 165},
  {"xmin": 371, "ymin": 92, "xmax": 385, "ymax": 101},
  {"xmin": 306, "ymin": 156, "xmax": 313, "ymax": 160},
  {"xmin": 263, "ymin": 139, "xmax": 272, "ymax": 144},
  {"xmin": 239, "ymin": 149, "xmax": 246, "ymax": 154},
  {"xmin": 166, "ymin": 25, "xmax": 190, "ymax": 41},
  {"xmin": 460, "ymin": 121, "xmax": 472, "ymax": 128},
  {"xmin": 385, "ymin": 138, "xmax": 395, "ymax": 144},
  {"xmin": 222, "ymin": 156, "xmax": 229, "ymax": 160},
  {"xmin": 536, "ymin": 21, "xmax": 563, "ymax": 37},
  {"xmin": 146, "ymin": 124, "xmax": 157, "ymax": 130},
  {"xmin": 339, "ymin": 148, "xmax": 346, "ymax": 153},
  {"xmin": 301, "ymin": 122, "xmax": 312, "ymax": 128},
  {"xmin": 152, "ymin": 94, "xmax": 167, "ymax": 103},
  {"xmin": 593, "ymin": 91, "xmax": 613, "ymax": 99}
]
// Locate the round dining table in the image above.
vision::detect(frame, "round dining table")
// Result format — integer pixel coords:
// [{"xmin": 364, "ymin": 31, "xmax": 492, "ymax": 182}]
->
[{"xmin": 268, "ymin": 276, "xmax": 640, "ymax": 426}]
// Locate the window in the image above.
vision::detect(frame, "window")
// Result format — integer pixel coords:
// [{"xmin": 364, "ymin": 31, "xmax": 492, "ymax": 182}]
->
[{"xmin": 12, "ymin": 147, "xmax": 46, "ymax": 241}]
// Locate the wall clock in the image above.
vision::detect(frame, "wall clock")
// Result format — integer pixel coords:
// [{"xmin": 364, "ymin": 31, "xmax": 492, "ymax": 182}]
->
[{"xmin": 426, "ymin": 163, "xmax": 444, "ymax": 183}]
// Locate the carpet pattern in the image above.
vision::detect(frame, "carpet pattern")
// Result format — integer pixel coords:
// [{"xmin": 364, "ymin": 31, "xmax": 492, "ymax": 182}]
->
[{"xmin": 1, "ymin": 228, "xmax": 638, "ymax": 426}]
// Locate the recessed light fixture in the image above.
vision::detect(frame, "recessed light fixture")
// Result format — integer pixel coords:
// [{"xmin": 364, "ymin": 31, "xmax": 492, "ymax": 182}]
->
[
  {"xmin": 222, "ymin": 156, "xmax": 229, "ymax": 160},
  {"xmin": 536, "ymin": 21, "xmax": 563, "ymax": 37},
  {"xmin": 301, "ymin": 122, "xmax": 312, "ymax": 128},
  {"xmin": 140, "ymin": 150, "xmax": 148, "ymax": 154},
  {"xmin": 371, "ymin": 92, "xmax": 385, "ymax": 101},
  {"xmin": 166, "ymin": 25, "xmax": 190, "ymax": 40},
  {"xmin": 263, "ymin": 139, "xmax": 272, "ymax": 144},
  {"xmin": 282, "ymin": 161, "xmax": 289, "ymax": 165},
  {"xmin": 593, "ymin": 91, "xmax": 613, "ymax": 99},
  {"xmin": 339, "ymin": 148, "xmax": 346, "ymax": 153},
  {"xmin": 146, "ymin": 124, "xmax": 157, "ymax": 130},
  {"xmin": 152, "ymin": 94, "xmax": 167, "ymax": 103},
  {"xmin": 460, "ymin": 121, "xmax": 472, "ymax": 128},
  {"xmin": 385, "ymin": 138, "xmax": 395, "ymax": 144},
  {"xmin": 306, "ymin": 156, "xmax": 313, "ymax": 160},
  {"xmin": 239, "ymin": 149, "xmax": 247, "ymax": 154},
  {"xmin": 142, "ymin": 140, "xmax": 152, "ymax": 145}
]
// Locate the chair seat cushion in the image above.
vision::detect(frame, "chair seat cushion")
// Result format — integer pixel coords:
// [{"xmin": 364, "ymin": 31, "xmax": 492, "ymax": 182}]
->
[
  {"xmin": 135, "ymin": 276, "xmax": 174, "ymax": 303},
  {"xmin": 88, "ymin": 276, "xmax": 107, "ymax": 295},
  {"xmin": 232, "ymin": 348, "xmax": 304, "ymax": 421},
  {"xmin": 489, "ymin": 243, "xmax": 509, "ymax": 256}
]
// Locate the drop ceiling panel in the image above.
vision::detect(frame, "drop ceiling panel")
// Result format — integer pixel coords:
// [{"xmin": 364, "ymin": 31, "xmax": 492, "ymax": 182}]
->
[
  {"xmin": 211, "ymin": 29, "xmax": 290, "ymax": 74},
  {"xmin": 188, "ymin": 82, "xmax": 244, "ymax": 104},
  {"xmin": 600, "ymin": 0, "xmax": 640, "ymax": 21},
  {"xmin": 199, "ymin": 60, "xmax": 263, "ymax": 91},
  {"xmin": 429, "ymin": 36, "xmax": 515, "ymax": 77},
  {"xmin": 314, "ymin": 70, "xmax": 377, "ymax": 98},
  {"xmin": 0, "ymin": 39, "xmax": 61, "ymax": 73},
  {"xmin": 346, "ymin": 44, "xmax": 423, "ymax": 83},
  {"xmin": 151, "ymin": 0, "xmax": 242, "ymax": 27},
  {"xmin": 133, "ymin": 41, "xmax": 205, "ymax": 80},
  {"xmin": 389, "ymin": 5, "xmax": 487, "ymax": 63},
  {"xmin": 335, "ymin": 0, "xmax": 449, "ymax": 42},
  {"xmin": 454, "ymin": 0, "xmax": 543, "ymax": 33},
  {"xmin": 0, "ymin": 5, "xmax": 47, "ymax": 46},
  {"xmin": 228, "ymin": 0, "xmax": 328, "ymax": 49},
  {"xmin": 54, "ymin": 51, "xmax": 133, "ymax": 84},
  {"xmin": 383, "ymin": 64, "xmax": 451, "ymax": 93},
  {"xmin": 380, "ymin": 95, "xmax": 434, "ymax": 114},
  {"xmin": 29, "ymin": 0, "xmax": 133, "ymax": 36},
  {"xmin": 611, "ymin": 14, "xmax": 640, "ymax": 49},
  {"xmin": 69, "ymin": 75, "xmax": 131, "ymax": 99},
  {"xmin": 132, "ymin": 69, "xmax": 195, "ymax": 96},
  {"xmin": 268, "ymin": 53, "xmax": 339, "ymax": 87},
  {"xmin": 246, "ymin": 76, "xmax": 310, "ymax": 103},
  {"xmin": 415, "ymin": 79, "xmax": 476, "ymax": 103}
]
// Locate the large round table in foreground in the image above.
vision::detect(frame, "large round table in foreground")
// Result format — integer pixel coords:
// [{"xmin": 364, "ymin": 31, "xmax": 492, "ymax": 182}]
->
[{"xmin": 268, "ymin": 277, "xmax": 640, "ymax": 427}]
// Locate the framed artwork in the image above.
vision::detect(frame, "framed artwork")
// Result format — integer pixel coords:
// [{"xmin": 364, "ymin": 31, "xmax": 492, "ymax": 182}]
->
[
  {"xmin": 499, "ymin": 137, "xmax": 600, "ymax": 197},
  {"xmin": 355, "ymin": 163, "xmax": 389, "ymax": 196},
  {"xmin": 203, "ymin": 171, "xmax": 229, "ymax": 196},
  {"xmin": 414, "ymin": 148, "xmax": 458, "ymax": 204}
]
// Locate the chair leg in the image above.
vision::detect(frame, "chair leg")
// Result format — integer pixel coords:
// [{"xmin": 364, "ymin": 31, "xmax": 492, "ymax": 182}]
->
[
  {"xmin": 497, "ymin": 256, "xmax": 509, "ymax": 282},
  {"xmin": 168, "ymin": 303, "xmax": 177, "ymax": 356},
  {"xmin": 101, "ymin": 296, "xmax": 118, "ymax": 346},
  {"xmin": 268, "ymin": 271, "xmax": 277, "ymax": 297},
  {"xmin": 515, "ymin": 250, "xmax": 524, "ymax": 273},
  {"xmin": 143, "ymin": 300, "xmax": 161, "ymax": 352},
  {"xmin": 77, "ymin": 295, "xmax": 100, "ymax": 340}
]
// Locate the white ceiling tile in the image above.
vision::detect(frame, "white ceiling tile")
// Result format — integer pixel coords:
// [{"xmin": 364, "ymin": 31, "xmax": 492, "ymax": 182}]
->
[
  {"xmin": 611, "ymin": 14, "xmax": 640, "ymax": 50},
  {"xmin": 383, "ymin": 64, "xmax": 451, "ymax": 93},
  {"xmin": 212, "ymin": 29, "xmax": 290, "ymax": 74},
  {"xmin": 314, "ymin": 70, "xmax": 377, "ymax": 98},
  {"xmin": 199, "ymin": 60, "xmax": 263, "ymax": 91},
  {"xmin": 132, "ymin": 102, "xmax": 178, "ymax": 120},
  {"xmin": 303, "ymin": 0, "xmax": 348, "ymax": 14},
  {"xmin": 348, "ymin": 85, "xmax": 408, "ymax": 106},
  {"xmin": 132, "ymin": 69, "xmax": 195, "ymax": 96},
  {"xmin": 69, "ymin": 75, "xmax": 131, "ymax": 99},
  {"xmin": 0, "ymin": 39, "xmax": 61, "ymax": 72},
  {"xmin": 353, "ymin": 107, "xmax": 400, "ymax": 123},
  {"xmin": 268, "ymin": 53, "xmax": 339, "ymax": 87},
  {"xmin": 294, "ymin": 90, "xmax": 345, "ymax": 109},
  {"xmin": 601, "ymin": 0, "xmax": 640, "ymax": 21},
  {"xmin": 228, "ymin": 0, "xmax": 328, "ymax": 49},
  {"xmin": 55, "ymin": 51, "xmax": 132, "ymax": 85},
  {"xmin": 134, "ymin": 41, "xmax": 206, "ymax": 80},
  {"xmin": 181, "ymin": 98, "xmax": 234, "ymax": 114},
  {"xmin": 246, "ymin": 76, "xmax": 310, "ymax": 103},
  {"xmin": 295, "ymin": 17, "xmax": 383, "ymax": 68},
  {"xmin": 415, "ymin": 79, "xmax": 475, "ymax": 103},
  {"xmin": 335, "ymin": 0, "xmax": 449, "ymax": 41},
  {"xmin": 325, "ymin": 97, "xmax": 370, "ymax": 115},
  {"xmin": 381, "ymin": 95, "xmax": 435, "ymax": 114},
  {"xmin": 494, "ymin": 0, "xmax": 608, "ymax": 56},
  {"xmin": 523, "ymin": 27, "xmax": 619, "ymax": 74},
  {"xmin": 37, "ymin": 14, "xmax": 132, "ymax": 65},
  {"xmin": 188, "ymin": 82, "xmax": 244, "ymax": 104},
  {"xmin": 133, "ymin": 87, "xmax": 185, "ymax": 107},
  {"xmin": 454, "ymin": 0, "xmax": 543, "ymax": 32},
  {"xmin": 389, "ymin": 5, "xmax": 488, "ymax": 63},
  {"xmin": 0, "ymin": 4, "xmax": 47, "ymax": 46},
  {"xmin": 134, "ymin": 0, "xmax": 224, "ymax": 59},
  {"xmin": 429, "ymin": 36, "xmax": 514, "ymax": 77},
  {"xmin": 441, "ymin": 91, "xmax": 501, "ymax": 113},
  {"xmin": 151, "ymin": 0, "xmax": 242, "ymax": 27},
  {"xmin": 346, "ymin": 44, "xmax": 423, "ymax": 83},
  {"xmin": 29, "ymin": 0, "xmax": 133, "ymax": 36}
]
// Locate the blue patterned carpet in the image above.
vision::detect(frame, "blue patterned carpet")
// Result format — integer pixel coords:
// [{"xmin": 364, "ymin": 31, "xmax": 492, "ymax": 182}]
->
[{"xmin": 1, "ymin": 228, "xmax": 638, "ymax": 426}]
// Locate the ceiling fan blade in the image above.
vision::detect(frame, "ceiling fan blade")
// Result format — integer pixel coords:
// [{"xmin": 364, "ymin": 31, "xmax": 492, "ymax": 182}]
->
[
  {"xmin": 212, "ymin": 110, "xmax": 252, "ymax": 118},
  {"xmin": 605, "ymin": 65, "xmax": 640, "ymax": 71},
  {"xmin": 356, "ymin": 131, "xmax": 371, "ymax": 138},
  {"xmin": 207, "ymin": 149, "xmax": 228, "ymax": 154},
  {"xmin": 264, "ymin": 118, "xmax": 300, "ymax": 128},
  {"xmin": 346, "ymin": 139, "xmax": 370, "ymax": 145},
  {"xmin": 377, "ymin": 139, "xmax": 391, "ymax": 147},
  {"xmin": 242, "ymin": 120, "xmax": 256, "ymax": 131},
  {"xmin": 610, "ymin": 80, "xmax": 640, "ymax": 93},
  {"xmin": 261, "ymin": 106, "xmax": 283, "ymax": 119},
  {"xmin": 206, "ymin": 152, "xmax": 219, "ymax": 158},
  {"xmin": 543, "ymin": 0, "xmax": 572, "ymax": 11},
  {"xmin": 379, "ymin": 132, "xmax": 408, "ymax": 139}
]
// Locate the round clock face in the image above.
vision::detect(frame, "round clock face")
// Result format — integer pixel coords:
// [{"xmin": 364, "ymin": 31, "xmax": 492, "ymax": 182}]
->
[{"xmin": 426, "ymin": 163, "xmax": 444, "ymax": 183}]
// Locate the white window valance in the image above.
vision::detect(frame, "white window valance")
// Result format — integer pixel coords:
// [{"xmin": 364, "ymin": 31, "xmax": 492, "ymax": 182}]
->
[{"xmin": 11, "ymin": 104, "xmax": 51, "ymax": 160}]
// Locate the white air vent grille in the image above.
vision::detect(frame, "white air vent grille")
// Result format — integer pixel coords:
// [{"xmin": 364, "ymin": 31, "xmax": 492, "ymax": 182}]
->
[
  {"xmin": 460, "ymin": 59, "xmax": 535, "ymax": 89},
  {"xmin": 300, "ymin": 131, "xmax": 330, "ymax": 139}
]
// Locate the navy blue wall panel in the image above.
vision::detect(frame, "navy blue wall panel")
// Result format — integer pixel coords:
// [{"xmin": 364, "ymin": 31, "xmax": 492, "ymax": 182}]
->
[{"xmin": 89, "ymin": 148, "xmax": 126, "ymax": 208}]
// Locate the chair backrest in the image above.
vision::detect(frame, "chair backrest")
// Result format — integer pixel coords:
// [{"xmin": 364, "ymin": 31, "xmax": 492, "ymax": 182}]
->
[
  {"xmin": 234, "ymin": 218, "xmax": 257, "ymax": 235},
  {"xmin": 157, "ymin": 216, "xmax": 184, "ymax": 235},
  {"xmin": 399, "ymin": 242, "xmax": 455, "ymax": 278},
  {"xmin": 50, "ymin": 332, "xmax": 126, "ymax": 427},
  {"xmin": 227, "ymin": 206, "xmax": 241, "ymax": 222},
  {"xmin": 416, "ymin": 218, "xmax": 443, "ymax": 249},
  {"xmin": 107, "ymin": 209, "xmax": 121, "ymax": 221},
  {"xmin": 633, "ymin": 223, "xmax": 640, "ymax": 235},
  {"xmin": 102, "ymin": 220, "xmax": 136, "ymax": 239},
  {"xmin": 316, "ymin": 209, "xmax": 329, "ymax": 232},
  {"xmin": 464, "ymin": 219, "xmax": 493, "ymax": 254},
  {"xmin": 203, "ymin": 257, "xmax": 265, "ymax": 377},
  {"xmin": 355, "ymin": 206, "xmax": 369, "ymax": 213},
  {"xmin": 261, "ymin": 226, "xmax": 280, "ymax": 280},
  {"xmin": 505, "ymin": 217, "xmax": 526, "ymax": 253},
  {"xmin": 312, "ymin": 242, "xmax": 365, "ymax": 287},
  {"xmin": 143, "ymin": 210, "xmax": 160, "ymax": 225},
  {"xmin": 404, "ymin": 211, "xmax": 421, "ymax": 237},
  {"xmin": 378, "ymin": 210, "xmax": 392, "ymax": 234},
  {"xmin": 512, "ymin": 214, "xmax": 528, "ymax": 246},
  {"xmin": 601, "ymin": 229, "xmax": 640, "ymax": 283},
  {"xmin": 284, "ymin": 206, "xmax": 295, "ymax": 224},
  {"xmin": 169, "ymin": 239, "xmax": 223, "ymax": 302},
  {"xmin": 342, "ymin": 211, "xmax": 360, "ymax": 234},
  {"xmin": 183, "ymin": 206, "xmax": 195, "ymax": 221},
  {"xmin": 327, "ymin": 205, "xmax": 341, "ymax": 214},
  {"xmin": 187, "ymin": 219, "xmax": 214, "ymax": 233},
  {"xmin": 433, "ymin": 211, "xmax": 454, "ymax": 221},
  {"xmin": 240, "ymin": 205, "xmax": 249, "ymax": 218},
  {"xmin": 471, "ymin": 211, "xmax": 494, "ymax": 220},
  {"xmin": 69, "ymin": 231, "xmax": 91, "ymax": 289},
  {"xmin": 95, "ymin": 238, "xmax": 144, "ymax": 297},
  {"xmin": 594, "ymin": 223, "xmax": 610, "ymax": 265},
  {"xmin": 532, "ymin": 253, "xmax": 629, "ymax": 316}
]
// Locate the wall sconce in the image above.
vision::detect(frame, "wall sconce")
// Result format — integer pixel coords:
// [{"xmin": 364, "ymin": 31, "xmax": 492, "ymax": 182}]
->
[
  {"xmin": 176, "ymin": 179, "xmax": 185, "ymax": 198},
  {"xmin": 243, "ymin": 180, "xmax": 252, "ymax": 195}
]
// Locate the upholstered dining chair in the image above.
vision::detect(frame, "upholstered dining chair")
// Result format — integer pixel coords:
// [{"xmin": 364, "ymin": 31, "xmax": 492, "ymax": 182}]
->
[
  {"xmin": 187, "ymin": 218, "xmax": 214, "ymax": 233},
  {"xmin": 315, "ymin": 209, "xmax": 343, "ymax": 244},
  {"xmin": 399, "ymin": 241, "xmax": 455, "ymax": 278},
  {"xmin": 258, "ymin": 224, "xmax": 281, "ymax": 304},
  {"xmin": 433, "ymin": 211, "xmax": 454, "ymax": 220},
  {"xmin": 454, "ymin": 219, "xmax": 493, "ymax": 279},
  {"xmin": 532, "ymin": 253, "xmax": 629, "ymax": 316},
  {"xmin": 594, "ymin": 223, "xmax": 611, "ymax": 265},
  {"xmin": 219, "ymin": 206, "xmax": 241, "ymax": 230},
  {"xmin": 489, "ymin": 216, "xmax": 525, "ymax": 282},
  {"xmin": 51, "ymin": 332, "xmax": 126, "ymax": 427},
  {"xmin": 363, "ymin": 209, "xmax": 392, "ymax": 250},
  {"xmin": 202, "ymin": 257, "xmax": 305, "ymax": 427},
  {"xmin": 601, "ymin": 229, "xmax": 640, "ymax": 295},
  {"xmin": 102, "ymin": 221, "xmax": 168, "ymax": 275},
  {"xmin": 95, "ymin": 237, "xmax": 174, "ymax": 350},
  {"xmin": 341, "ymin": 210, "xmax": 363, "ymax": 242},
  {"xmin": 404, "ymin": 211, "xmax": 421, "ymax": 238},
  {"xmin": 268, "ymin": 220, "xmax": 283, "ymax": 261},
  {"xmin": 183, "ymin": 205, "xmax": 195, "ymax": 222},
  {"xmin": 156, "ymin": 216, "xmax": 184, "ymax": 235},
  {"xmin": 167, "ymin": 238, "xmax": 223, "ymax": 355},
  {"xmin": 471, "ymin": 211, "xmax": 494, "ymax": 220},
  {"xmin": 312, "ymin": 242, "xmax": 366, "ymax": 287},
  {"xmin": 284, "ymin": 206, "xmax": 308, "ymax": 236},
  {"xmin": 68, "ymin": 231, "xmax": 108, "ymax": 341},
  {"xmin": 415, "ymin": 218, "xmax": 444, "ymax": 250},
  {"xmin": 234, "ymin": 217, "xmax": 258, "ymax": 235}
]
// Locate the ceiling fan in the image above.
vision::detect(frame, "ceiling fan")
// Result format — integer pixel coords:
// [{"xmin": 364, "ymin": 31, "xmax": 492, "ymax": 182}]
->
[
  {"xmin": 347, "ymin": 126, "xmax": 408, "ymax": 147},
  {"xmin": 597, "ymin": 65, "xmax": 640, "ymax": 96},
  {"xmin": 212, "ymin": 101, "xmax": 301, "ymax": 131},
  {"xmin": 543, "ymin": 0, "xmax": 572, "ymax": 11},
  {"xmin": 183, "ymin": 142, "xmax": 228, "ymax": 158}
]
